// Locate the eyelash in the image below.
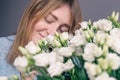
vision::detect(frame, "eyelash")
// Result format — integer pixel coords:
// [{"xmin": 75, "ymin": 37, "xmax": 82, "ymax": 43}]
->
[
  {"xmin": 44, "ymin": 16, "xmax": 54, "ymax": 24},
  {"xmin": 44, "ymin": 16, "xmax": 69, "ymax": 32},
  {"xmin": 58, "ymin": 25, "xmax": 69, "ymax": 33},
  {"xmin": 45, "ymin": 16, "xmax": 54, "ymax": 24}
]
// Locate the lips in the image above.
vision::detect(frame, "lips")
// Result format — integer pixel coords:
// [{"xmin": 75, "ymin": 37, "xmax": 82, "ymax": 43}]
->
[
  {"xmin": 38, "ymin": 29, "xmax": 50, "ymax": 39},
  {"xmin": 39, "ymin": 33, "xmax": 45, "ymax": 38}
]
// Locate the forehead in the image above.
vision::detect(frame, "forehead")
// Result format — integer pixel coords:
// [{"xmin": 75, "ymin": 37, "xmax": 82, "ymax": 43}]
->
[{"xmin": 50, "ymin": 4, "xmax": 71, "ymax": 25}]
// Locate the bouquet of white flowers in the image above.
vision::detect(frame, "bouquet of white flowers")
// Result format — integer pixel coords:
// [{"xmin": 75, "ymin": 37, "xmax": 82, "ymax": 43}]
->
[{"xmin": 13, "ymin": 12, "xmax": 120, "ymax": 80}]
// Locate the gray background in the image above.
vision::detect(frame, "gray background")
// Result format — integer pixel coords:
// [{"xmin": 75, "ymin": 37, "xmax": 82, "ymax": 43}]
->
[{"xmin": 0, "ymin": 0, "xmax": 120, "ymax": 37}]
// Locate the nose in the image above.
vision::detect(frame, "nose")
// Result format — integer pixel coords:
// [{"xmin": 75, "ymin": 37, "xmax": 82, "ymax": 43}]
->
[{"xmin": 46, "ymin": 24, "xmax": 59, "ymax": 35}]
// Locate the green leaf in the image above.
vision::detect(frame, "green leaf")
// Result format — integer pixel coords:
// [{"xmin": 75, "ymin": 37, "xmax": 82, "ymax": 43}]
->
[
  {"xmin": 110, "ymin": 69, "xmax": 120, "ymax": 79},
  {"xmin": 71, "ymin": 56, "xmax": 82, "ymax": 69},
  {"xmin": 37, "ymin": 75, "xmax": 46, "ymax": 80}
]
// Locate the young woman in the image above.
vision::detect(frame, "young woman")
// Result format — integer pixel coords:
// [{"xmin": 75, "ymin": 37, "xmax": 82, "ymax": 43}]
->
[
  {"xmin": 0, "ymin": 0, "xmax": 82, "ymax": 79},
  {"xmin": 7, "ymin": 0, "xmax": 82, "ymax": 64}
]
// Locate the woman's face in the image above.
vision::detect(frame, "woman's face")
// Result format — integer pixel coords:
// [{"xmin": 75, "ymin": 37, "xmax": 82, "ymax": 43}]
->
[{"xmin": 32, "ymin": 4, "xmax": 71, "ymax": 43}]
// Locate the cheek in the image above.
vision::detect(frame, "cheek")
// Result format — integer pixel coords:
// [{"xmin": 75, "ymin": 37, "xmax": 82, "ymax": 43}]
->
[
  {"xmin": 34, "ymin": 20, "xmax": 50, "ymax": 32},
  {"xmin": 32, "ymin": 20, "xmax": 48, "ymax": 43},
  {"xmin": 31, "ymin": 22, "xmax": 42, "ymax": 43},
  {"xmin": 34, "ymin": 21, "xmax": 43, "ymax": 31},
  {"xmin": 31, "ymin": 34, "xmax": 39, "ymax": 44}
]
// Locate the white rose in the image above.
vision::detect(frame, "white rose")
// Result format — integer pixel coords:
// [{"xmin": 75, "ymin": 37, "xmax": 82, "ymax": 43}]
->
[
  {"xmin": 25, "ymin": 41, "xmax": 40, "ymax": 54},
  {"xmin": 33, "ymin": 53, "xmax": 49, "ymax": 67},
  {"xmin": 63, "ymin": 59, "xmax": 74, "ymax": 71},
  {"xmin": 70, "ymin": 29, "xmax": 86, "ymax": 47},
  {"xmin": 46, "ymin": 34, "xmax": 54, "ymax": 43},
  {"xmin": 106, "ymin": 53, "xmax": 120, "ymax": 70},
  {"xmin": 57, "ymin": 47, "xmax": 74, "ymax": 57},
  {"xmin": 53, "ymin": 49, "xmax": 64, "ymax": 62},
  {"xmin": 79, "ymin": 21, "xmax": 88, "ymax": 29},
  {"xmin": 33, "ymin": 52, "xmax": 58, "ymax": 67},
  {"xmin": 95, "ymin": 72, "xmax": 116, "ymax": 80},
  {"xmin": 14, "ymin": 56, "xmax": 28, "ymax": 72},
  {"xmin": 84, "ymin": 62, "xmax": 98, "ymax": 80},
  {"xmin": 47, "ymin": 62, "xmax": 64, "ymax": 77},
  {"xmin": 68, "ymin": 33, "xmax": 74, "ymax": 40},
  {"xmin": 112, "ymin": 39, "xmax": 120, "ymax": 54},
  {"xmin": 93, "ymin": 19, "xmax": 113, "ymax": 31},
  {"xmin": 108, "ymin": 28, "xmax": 120, "ymax": 54},
  {"xmin": 74, "ymin": 28, "xmax": 85, "ymax": 36},
  {"xmin": 47, "ymin": 52, "xmax": 59, "ymax": 64},
  {"xmin": 107, "ymin": 36, "xmax": 120, "ymax": 54},
  {"xmin": 110, "ymin": 28, "xmax": 120, "ymax": 36},
  {"xmin": 82, "ymin": 53, "xmax": 95, "ymax": 62},
  {"xmin": 60, "ymin": 32, "xmax": 68, "ymax": 41},
  {"xmin": 106, "ymin": 35, "xmax": 113, "ymax": 47},
  {"xmin": 70, "ymin": 34, "xmax": 86, "ymax": 47},
  {"xmin": 56, "ymin": 55, "xmax": 64, "ymax": 63},
  {"xmin": 94, "ymin": 30, "xmax": 108, "ymax": 45},
  {"xmin": 87, "ymin": 65, "xmax": 102, "ymax": 80},
  {"xmin": 84, "ymin": 43, "xmax": 102, "ymax": 57}
]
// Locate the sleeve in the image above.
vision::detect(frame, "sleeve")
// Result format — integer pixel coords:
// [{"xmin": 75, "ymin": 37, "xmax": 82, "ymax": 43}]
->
[{"xmin": 0, "ymin": 35, "xmax": 20, "ymax": 77}]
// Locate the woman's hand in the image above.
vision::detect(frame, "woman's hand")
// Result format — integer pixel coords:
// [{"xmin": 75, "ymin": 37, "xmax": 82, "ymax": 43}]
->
[
  {"xmin": 21, "ymin": 71, "xmax": 37, "ymax": 80},
  {"xmin": 25, "ymin": 73, "xmax": 36, "ymax": 80}
]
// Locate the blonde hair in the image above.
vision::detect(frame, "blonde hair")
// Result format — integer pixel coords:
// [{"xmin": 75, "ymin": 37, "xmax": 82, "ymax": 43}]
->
[{"xmin": 7, "ymin": 0, "xmax": 82, "ymax": 64}]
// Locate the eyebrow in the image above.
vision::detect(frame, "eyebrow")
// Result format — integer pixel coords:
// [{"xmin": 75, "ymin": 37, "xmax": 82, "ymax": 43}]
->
[{"xmin": 49, "ymin": 12, "xmax": 58, "ymax": 20}]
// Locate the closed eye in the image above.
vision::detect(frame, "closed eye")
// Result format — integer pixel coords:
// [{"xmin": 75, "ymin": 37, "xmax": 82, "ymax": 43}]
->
[
  {"xmin": 44, "ymin": 13, "xmax": 57, "ymax": 24},
  {"xmin": 57, "ymin": 24, "xmax": 70, "ymax": 33}
]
